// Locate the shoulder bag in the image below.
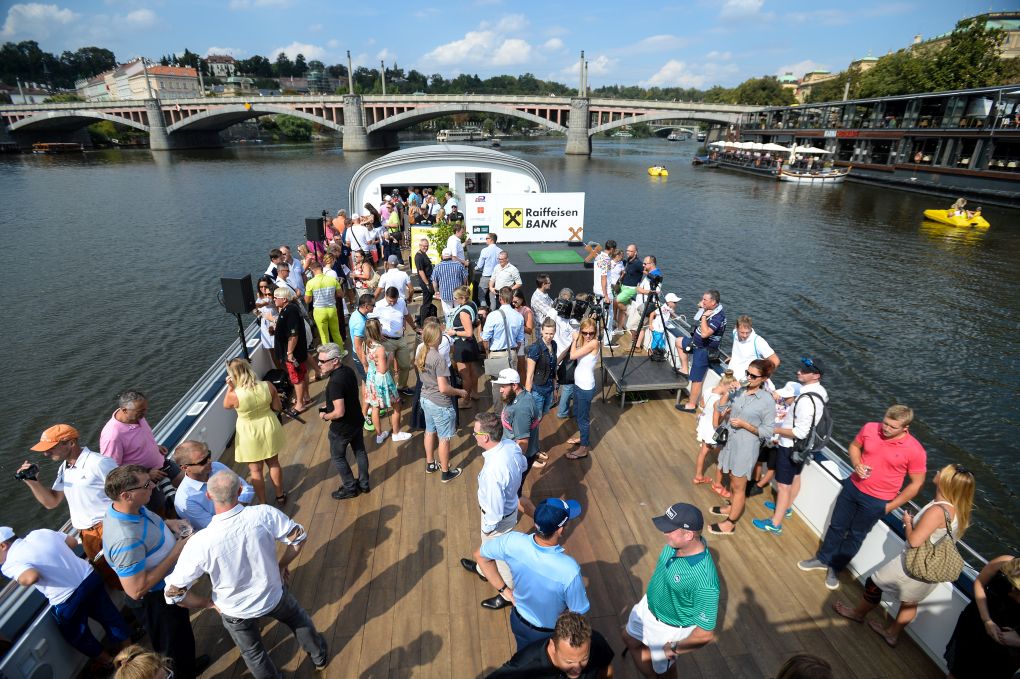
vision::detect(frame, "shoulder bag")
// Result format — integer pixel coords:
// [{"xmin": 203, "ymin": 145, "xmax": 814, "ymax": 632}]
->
[
  {"xmin": 903, "ymin": 505, "xmax": 964, "ymax": 584},
  {"xmin": 557, "ymin": 337, "xmax": 578, "ymax": 385},
  {"xmin": 484, "ymin": 308, "xmax": 516, "ymax": 377}
]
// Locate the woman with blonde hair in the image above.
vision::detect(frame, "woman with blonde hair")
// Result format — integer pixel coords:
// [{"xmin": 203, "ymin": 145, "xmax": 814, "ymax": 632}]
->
[
  {"xmin": 363, "ymin": 318, "xmax": 411, "ymax": 445},
  {"xmin": 565, "ymin": 317, "xmax": 600, "ymax": 460},
  {"xmin": 113, "ymin": 646, "xmax": 171, "ymax": 679},
  {"xmin": 415, "ymin": 320, "xmax": 467, "ymax": 481},
  {"xmin": 223, "ymin": 358, "xmax": 286, "ymax": 505},
  {"xmin": 832, "ymin": 463, "xmax": 976, "ymax": 647},
  {"xmin": 447, "ymin": 285, "xmax": 480, "ymax": 403}
]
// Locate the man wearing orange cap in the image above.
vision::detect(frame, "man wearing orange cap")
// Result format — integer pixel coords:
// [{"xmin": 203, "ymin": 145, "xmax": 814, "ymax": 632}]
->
[{"xmin": 19, "ymin": 424, "xmax": 121, "ymax": 588}]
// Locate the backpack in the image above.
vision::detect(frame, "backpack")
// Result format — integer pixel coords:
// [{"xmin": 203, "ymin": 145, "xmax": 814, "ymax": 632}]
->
[{"xmin": 790, "ymin": 392, "xmax": 832, "ymax": 463}]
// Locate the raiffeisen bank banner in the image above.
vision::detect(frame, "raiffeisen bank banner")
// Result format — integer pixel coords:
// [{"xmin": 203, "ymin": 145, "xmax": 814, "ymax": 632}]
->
[{"xmin": 465, "ymin": 192, "xmax": 585, "ymax": 244}]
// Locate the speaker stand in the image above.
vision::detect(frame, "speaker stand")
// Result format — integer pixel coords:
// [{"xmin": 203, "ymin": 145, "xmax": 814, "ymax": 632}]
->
[{"xmin": 235, "ymin": 313, "xmax": 251, "ymax": 362}]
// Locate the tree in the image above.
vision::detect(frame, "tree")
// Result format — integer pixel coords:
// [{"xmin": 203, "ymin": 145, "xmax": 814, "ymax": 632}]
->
[
  {"xmin": 294, "ymin": 53, "xmax": 307, "ymax": 76},
  {"xmin": 308, "ymin": 60, "xmax": 325, "ymax": 72},
  {"xmin": 43, "ymin": 92, "xmax": 82, "ymax": 102},
  {"xmin": 930, "ymin": 17, "xmax": 1015, "ymax": 90},
  {"xmin": 275, "ymin": 114, "xmax": 312, "ymax": 141},
  {"xmin": 729, "ymin": 76, "xmax": 795, "ymax": 106},
  {"xmin": 274, "ymin": 52, "xmax": 294, "ymax": 78}
]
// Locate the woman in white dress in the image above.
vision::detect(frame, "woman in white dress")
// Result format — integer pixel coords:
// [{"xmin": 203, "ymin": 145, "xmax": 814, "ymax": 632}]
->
[{"xmin": 831, "ymin": 463, "xmax": 976, "ymax": 647}]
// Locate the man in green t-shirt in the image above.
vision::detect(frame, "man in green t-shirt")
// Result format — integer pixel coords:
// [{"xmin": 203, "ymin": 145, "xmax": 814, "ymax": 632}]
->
[
  {"xmin": 304, "ymin": 260, "xmax": 344, "ymax": 351},
  {"xmin": 623, "ymin": 502, "xmax": 719, "ymax": 678}
]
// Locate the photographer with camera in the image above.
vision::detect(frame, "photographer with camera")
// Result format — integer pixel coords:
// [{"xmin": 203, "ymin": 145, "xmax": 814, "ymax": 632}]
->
[
  {"xmin": 625, "ymin": 256, "xmax": 662, "ymax": 342},
  {"xmin": 19, "ymin": 424, "xmax": 121, "ymax": 589},
  {"xmin": 551, "ymin": 289, "xmax": 579, "ymax": 420},
  {"xmin": 676, "ymin": 290, "xmax": 727, "ymax": 415}
]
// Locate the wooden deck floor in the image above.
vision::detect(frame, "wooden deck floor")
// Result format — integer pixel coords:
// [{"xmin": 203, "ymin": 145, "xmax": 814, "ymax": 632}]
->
[{"xmin": 192, "ymin": 356, "xmax": 942, "ymax": 679}]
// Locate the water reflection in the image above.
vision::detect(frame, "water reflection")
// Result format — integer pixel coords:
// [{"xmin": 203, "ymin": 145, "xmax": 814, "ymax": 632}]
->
[{"xmin": 919, "ymin": 220, "xmax": 991, "ymax": 249}]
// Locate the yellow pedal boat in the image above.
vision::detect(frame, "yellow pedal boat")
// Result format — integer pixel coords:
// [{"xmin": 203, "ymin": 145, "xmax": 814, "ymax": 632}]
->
[
  {"xmin": 922, "ymin": 209, "xmax": 990, "ymax": 228},
  {"xmin": 648, "ymin": 166, "xmax": 669, "ymax": 177}
]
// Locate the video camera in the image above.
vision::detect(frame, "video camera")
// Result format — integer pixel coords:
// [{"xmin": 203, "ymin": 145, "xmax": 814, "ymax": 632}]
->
[{"xmin": 553, "ymin": 294, "xmax": 595, "ymax": 322}]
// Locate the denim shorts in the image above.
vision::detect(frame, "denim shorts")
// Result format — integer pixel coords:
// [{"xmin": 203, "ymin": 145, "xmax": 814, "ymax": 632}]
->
[{"xmin": 421, "ymin": 398, "xmax": 457, "ymax": 440}]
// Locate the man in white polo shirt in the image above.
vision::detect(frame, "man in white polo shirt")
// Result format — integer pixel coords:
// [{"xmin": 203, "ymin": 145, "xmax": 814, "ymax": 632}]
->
[
  {"xmin": 0, "ymin": 526, "xmax": 132, "ymax": 671},
  {"xmin": 374, "ymin": 285, "xmax": 419, "ymax": 396},
  {"xmin": 165, "ymin": 470, "xmax": 329, "ymax": 677},
  {"xmin": 173, "ymin": 440, "xmax": 255, "ymax": 531},
  {"xmin": 375, "ymin": 254, "xmax": 413, "ymax": 302},
  {"xmin": 19, "ymin": 424, "xmax": 120, "ymax": 589}
]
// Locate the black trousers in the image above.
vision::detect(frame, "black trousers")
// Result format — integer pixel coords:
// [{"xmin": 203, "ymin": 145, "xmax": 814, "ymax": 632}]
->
[
  {"xmin": 419, "ymin": 284, "xmax": 435, "ymax": 325},
  {"xmin": 329, "ymin": 427, "xmax": 369, "ymax": 491},
  {"xmin": 143, "ymin": 589, "xmax": 197, "ymax": 678}
]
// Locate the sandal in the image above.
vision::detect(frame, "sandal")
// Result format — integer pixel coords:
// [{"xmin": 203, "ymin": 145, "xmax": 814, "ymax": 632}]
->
[
  {"xmin": 275, "ymin": 493, "xmax": 288, "ymax": 505},
  {"xmin": 709, "ymin": 505, "xmax": 730, "ymax": 517},
  {"xmin": 537, "ymin": 452, "xmax": 550, "ymax": 461},
  {"xmin": 566, "ymin": 437, "xmax": 581, "ymax": 445},
  {"xmin": 531, "ymin": 459, "xmax": 548, "ymax": 468},
  {"xmin": 708, "ymin": 522, "xmax": 736, "ymax": 535},
  {"xmin": 692, "ymin": 476, "xmax": 712, "ymax": 485},
  {"xmin": 565, "ymin": 450, "xmax": 589, "ymax": 460},
  {"xmin": 867, "ymin": 619, "xmax": 898, "ymax": 647},
  {"xmin": 832, "ymin": 600, "xmax": 864, "ymax": 623},
  {"xmin": 711, "ymin": 484, "xmax": 732, "ymax": 499}
]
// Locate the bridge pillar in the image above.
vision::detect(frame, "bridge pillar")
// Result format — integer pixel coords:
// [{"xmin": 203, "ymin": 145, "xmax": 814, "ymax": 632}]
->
[
  {"xmin": 342, "ymin": 95, "xmax": 398, "ymax": 152},
  {"xmin": 145, "ymin": 99, "xmax": 221, "ymax": 151},
  {"xmin": 565, "ymin": 97, "xmax": 591, "ymax": 156}
]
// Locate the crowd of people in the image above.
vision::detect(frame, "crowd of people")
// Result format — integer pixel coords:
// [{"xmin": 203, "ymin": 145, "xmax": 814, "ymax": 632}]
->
[{"xmin": 5, "ymin": 197, "xmax": 1017, "ymax": 679}]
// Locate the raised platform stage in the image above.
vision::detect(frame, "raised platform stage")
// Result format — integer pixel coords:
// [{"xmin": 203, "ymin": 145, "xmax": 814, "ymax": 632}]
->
[
  {"xmin": 472, "ymin": 242, "xmax": 593, "ymax": 302},
  {"xmin": 601, "ymin": 354, "xmax": 689, "ymax": 408}
]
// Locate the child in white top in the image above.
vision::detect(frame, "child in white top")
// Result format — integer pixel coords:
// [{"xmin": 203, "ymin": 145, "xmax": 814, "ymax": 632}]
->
[{"xmin": 693, "ymin": 371, "xmax": 738, "ymax": 491}]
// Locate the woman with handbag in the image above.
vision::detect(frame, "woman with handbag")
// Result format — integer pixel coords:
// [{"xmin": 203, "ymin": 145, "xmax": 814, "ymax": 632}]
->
[
  {"xmin": 446, "ymin": 286, "xmax": 481, "ymax": 405},
  {"xmin": 565, "ymin": 318, "xmax": 600, "ymax": 460},
  {"xmin": 832, "ymin": 463, "xmax": 975, "ymax": 647}
]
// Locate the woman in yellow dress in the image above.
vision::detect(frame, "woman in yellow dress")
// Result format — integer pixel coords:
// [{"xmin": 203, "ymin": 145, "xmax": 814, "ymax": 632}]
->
[{"xmin": 223, "ymin": 358, "xmax": 286, "ymax": 505}]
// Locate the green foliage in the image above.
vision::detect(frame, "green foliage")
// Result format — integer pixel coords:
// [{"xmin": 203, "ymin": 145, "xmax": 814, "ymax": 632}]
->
[
  {"xmin": 43, "ymin": 92, "xmax": 83, "ymax": 103},
  {"xmin": 275, "ymin": 115, "xmax": 312, "ymax": 141},
  {"xmin": 481, "ymin": 118, "xmax": 496, "ymax": 135},
  {"xmin": 87, "ymin": 120, "xmax": 117, "ymax": 144},
  {"xmin": 1, "ymin": 41, "xmax": 116, "ymax": 89},
  {"xmin": 426, "ymin": 217, "xmax": 459, "ymax": 254}
]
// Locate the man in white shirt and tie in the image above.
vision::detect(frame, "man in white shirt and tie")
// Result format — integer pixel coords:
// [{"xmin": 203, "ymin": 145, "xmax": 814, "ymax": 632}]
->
[
  {"xmin": 165, "ymin": 470, "xmax": 329, "ymax": 677},
  {"xmin": 173, "ymin": 441, "xmax": 255, "ymax": 531}
]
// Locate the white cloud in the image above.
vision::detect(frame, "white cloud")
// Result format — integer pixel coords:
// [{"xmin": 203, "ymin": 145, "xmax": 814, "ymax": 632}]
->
[
  {"xmin": 491, "ymin": 38, "xmax": 532, "ymax": 66},
  {"xmin": 206, "ymin": 46, "xmax": 245, "ymax": 58},
  {"xmin": 626, "ymin": 34, "xmax": 688, "ymax": 53},
  {"xmin": 720, "ymin": 0, "xmax": 763, "ymax": 18},
  {"xmin": 124, "ymin": 8, "xmax": 156, "ymax": 28},
  {"xmin": 705, "ymin": 50, "xmax": 732, "ymax": 60},
  {"xmin": 326, "ymin": 38, "xmax": 340, "ymax": 49},
  {"xmin": 494, "ymin": 14, "xmax": 527, "ymax": 32},
  {"xmin": 641, "ymin": 59, "xmax": 739, "ymax": 88},
  {"xmin": 229, "ymin": 0, "xmax": 292, "ymax": 9},
  {"xmin": 420, "ymin": 29, "xmax": 535, "ymax": 68},
  {"xmin": 376, "ymin": 48, "xmax": 395, "ymax": 62},
  {"xmin": 542, "ymin": 38, "xmax": 564, "ymax": 51},
  {"xmin": 561, "ymin": 54, "xmax": 617, "ymax": 77},
  {"xmin": 776, "ymin": 59, "xmax": 828, "ymax": 79},
  {"xmin": 1, "ymin": 3, "xmax": 78, "ymax": 39},
  {"xmin": 270, "ymin": 41, "xmax": 328, "ymax": 62}
]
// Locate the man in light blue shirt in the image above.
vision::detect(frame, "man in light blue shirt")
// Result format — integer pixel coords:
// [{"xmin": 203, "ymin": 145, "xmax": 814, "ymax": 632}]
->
[
  {"xmin": 280, "ymin": 245, "xmax": 304, "ymax": 294},
  {"xmin": 476, "ymin": 497, "xmax": 589, "ymax": 650},
  {"xmin": 173, "ymin": 441, "xmax": 255, "ymax": 531},
  {"xmin": 475, "ymin": 232, "xmax": 503, "ymax": 308},
  {"xmin": 482, "ymin": 287, "xmax": 525, "ymax": 353}
]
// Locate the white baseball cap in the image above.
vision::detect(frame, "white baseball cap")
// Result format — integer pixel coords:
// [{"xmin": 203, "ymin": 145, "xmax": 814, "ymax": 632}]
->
[
  {"xmin": 775, "ymin": 381, "xmax": 801, "ymax": 399},
  {"xmin": 0, "ymin": 527, "xmax": 14, "ymax": 542},
  {"xmin": 664, "ymin": 293, "xmax": 681, "ymax": 303},
  {"xmin": 491, "ymin": 368, "xmax": 520, "ymax": 385}
]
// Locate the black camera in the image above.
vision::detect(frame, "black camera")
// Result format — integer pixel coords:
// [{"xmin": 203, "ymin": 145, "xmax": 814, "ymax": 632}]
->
[
  {"xmin": 647, "ymin": 273, "xmax": 663, "ymax": 290},
  {"xmin": 321, "ymin": 210, "xmax": 329, "ymax": 218},
  {"xmin": 553, "ymin": 297, "xmax": 574, "ymax": 318},
  {"xmin": 14, "ymin": 464, "xmax": 39, "ymax": 481}
]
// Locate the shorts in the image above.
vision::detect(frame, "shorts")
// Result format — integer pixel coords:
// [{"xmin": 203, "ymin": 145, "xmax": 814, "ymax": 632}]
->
[
  {"xmin": 617, "ymin": 285, "xmax": 638, "ymax": 305},
  {"xmin": 625, "ymin": 595, "xmax": 697, "ymax": 675},
  {"xmin": 756, "ymin": 445, "xmax": 777, "ymax": 470},
  {"xmin": 421, "ymin": 398, "xmax": 457, "ymax": 440},
  {"xmin": 285, "ymin": 360, "xmax": 308, "ymax": 384},
  {"xmin": 774, "ymin": 446, "xmax": 805, "ymax": 485},
  {"xmin": 351, "ymin": 353, "xmax": 367, "ymax": 381},
  {"xmin": 681, "ymin": 337, "xmax": 711, "ymax": 382},
  {"xmin": 625, "ymin": 302, "xmax": 646, "ymax": 331}
]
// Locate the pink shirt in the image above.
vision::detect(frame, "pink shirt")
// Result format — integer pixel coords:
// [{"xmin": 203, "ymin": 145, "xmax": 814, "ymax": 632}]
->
[
  {"xmin": 99, "ymin": 414, "xmax": 164, "ymax": 469},
  {"xmin": 851, "ymin": 422, "xmax": 927, "ymax": 501}
]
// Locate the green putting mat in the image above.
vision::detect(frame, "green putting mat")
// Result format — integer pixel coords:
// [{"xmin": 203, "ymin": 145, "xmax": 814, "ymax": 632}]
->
[{"xmin": 528, "ymin": 250, "xmax": 584, "ymax": 264}]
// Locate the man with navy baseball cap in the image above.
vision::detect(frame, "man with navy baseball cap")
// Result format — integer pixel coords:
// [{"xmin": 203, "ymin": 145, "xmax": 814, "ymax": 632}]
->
[
  {"xmin": 623, "ymin": 502, "xmax": 719, "ymax": 678},
  {"xmin": 475, "ymin": 498, "xmax": 590, "ymax": 651}
]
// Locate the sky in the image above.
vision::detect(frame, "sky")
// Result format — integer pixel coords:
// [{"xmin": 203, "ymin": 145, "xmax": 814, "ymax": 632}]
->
[{"xmin": 0, "ymin": 0, "xmax": 1002, "ymax": 88}]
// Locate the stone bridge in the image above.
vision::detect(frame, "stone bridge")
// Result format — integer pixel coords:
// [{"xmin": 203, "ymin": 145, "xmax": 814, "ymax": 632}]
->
[{"xmin": 0, "ymin": 94, "xmax": 755, "ymax": 155}]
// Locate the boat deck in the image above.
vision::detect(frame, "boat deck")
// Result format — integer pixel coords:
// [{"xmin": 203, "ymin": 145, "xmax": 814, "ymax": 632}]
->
[{"xmin": 193, "ymin": 366, "xmax": 942, "ymax": 678}]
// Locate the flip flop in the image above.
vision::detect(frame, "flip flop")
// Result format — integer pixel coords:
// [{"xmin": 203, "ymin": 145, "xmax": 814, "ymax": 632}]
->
[
  {"xmin": 565, "ymin": 451, "xmax": 589, "ymax": 460},
  {"xmin": 711, "ymin": 484, "xmax": 732, "ymax": 499},
  {"xmin": 566, "ymin": 437, "xmax": 581, "ymax": 445}
]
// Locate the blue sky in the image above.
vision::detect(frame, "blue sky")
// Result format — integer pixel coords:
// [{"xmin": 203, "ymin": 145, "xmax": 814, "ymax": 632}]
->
[{"xmin": 0, "ymin": 0, "xmax": 999, "ymax": 87}]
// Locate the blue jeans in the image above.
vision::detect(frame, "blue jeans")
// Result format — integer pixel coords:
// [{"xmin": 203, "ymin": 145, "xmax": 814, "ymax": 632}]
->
[
  {"xmin": 51, "ymin": 570, "xmax": 131, "ymax": 658},
  {"xmin": 221, "ymin": 588, "xmax": 327, "ymax": 679},
  {"xmin": 574, "ymin": 385, "xmax": 596, "ymax": 446},
  {"xmin": 816, "ymin": 477, "xmax": 888, "ymax": 573},
  {"xmin": 510, "ymin": 608, "xmax": 554, "ymax": 651},
  {"xmin": 532, "ymin": 384, "xmax": 554, "ymax": 416},
  {"xmin": 556, "ymin": 384, "xmax": 576, "ymax": 418}
]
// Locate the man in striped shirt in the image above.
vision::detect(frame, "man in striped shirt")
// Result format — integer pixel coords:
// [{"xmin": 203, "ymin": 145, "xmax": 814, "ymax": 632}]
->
[
  {"xmin": 623, "ymin": 502, "xmax": 719, "ymax": 678},
  {"xmin": 430, "ymin": 248, "xmax": 468, "ymax": 325}
]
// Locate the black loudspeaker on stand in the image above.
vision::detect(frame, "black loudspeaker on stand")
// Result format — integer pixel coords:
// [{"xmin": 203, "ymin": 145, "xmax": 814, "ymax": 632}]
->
[
  {"xmin": 306, "ymin": 217, "xmax": 326, "ymax": 263},
  {"xmin": 221, "ymin": 274, "xmax": 256, "ymax": 361}
]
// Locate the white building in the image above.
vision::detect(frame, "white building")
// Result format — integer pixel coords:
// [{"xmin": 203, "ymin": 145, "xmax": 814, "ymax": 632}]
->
[{"xmin": 207, "ymin": 55, "xmax": 237, "ymax": 78}]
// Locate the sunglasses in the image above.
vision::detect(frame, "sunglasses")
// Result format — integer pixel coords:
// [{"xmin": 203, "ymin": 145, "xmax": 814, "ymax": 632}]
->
[
  {"xmin": 746, "ymin": 372, "xmax": 763, "ymax": 379},
  {"xmin": 182, "ymin": 453, "xmax": 211, "ymax": 468},
  {"xmin": 581, "ymin": 331, "xmax": 595, "ymax": 337},
  {"xmin": 316, "ymin": 357, "xmax": 337, "ymax": 364},
  {"xmin": 124, "ymin": 480, "xmax": 152, "ymax": 493}
]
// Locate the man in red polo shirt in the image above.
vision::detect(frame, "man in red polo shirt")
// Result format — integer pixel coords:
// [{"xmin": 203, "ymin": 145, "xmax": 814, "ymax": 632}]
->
[{"xmin": 798, "ymin": 404, "xmax": 926, "ymax": 591}]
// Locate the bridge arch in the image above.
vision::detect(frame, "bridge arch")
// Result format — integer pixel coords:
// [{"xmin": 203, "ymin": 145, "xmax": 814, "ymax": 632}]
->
[
  {"xmin": 590, "ymin": 111, "xmax": 737, "ymax": 136},
  {"xmin": 167, "ymin": 104, "xmax": 343, "ymax": 135},
  {"xmin": 7, "ymin": 110, "xmax": 150, "ymax": 133},
  {"xmin": 367, "ymin": 104, "xmax": 567, "ymax": 135}
]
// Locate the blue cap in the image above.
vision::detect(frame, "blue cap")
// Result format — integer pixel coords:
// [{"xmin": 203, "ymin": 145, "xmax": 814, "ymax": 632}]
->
[{"xmin": 534, "ymin": 498, "xmax": 582, "ymax": 534}]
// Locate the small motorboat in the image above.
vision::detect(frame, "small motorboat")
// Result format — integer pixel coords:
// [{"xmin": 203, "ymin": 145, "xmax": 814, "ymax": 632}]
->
[
  {"xmin": 922, "ymin": 209, "xmax": 990, "ymax": 228},
  {"xmin": 647, "ymin": 165, "xmax": 669, "ymax": 177},
  {"xmin": 691, "ymin": 155, "xmax": 709, "ymax": 166}
]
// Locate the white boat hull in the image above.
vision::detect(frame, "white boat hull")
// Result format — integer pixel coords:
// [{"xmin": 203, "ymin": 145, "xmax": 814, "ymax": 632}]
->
[{"xmin": 779, "ymin": 168, "xmax": 850, "ymax": 184}]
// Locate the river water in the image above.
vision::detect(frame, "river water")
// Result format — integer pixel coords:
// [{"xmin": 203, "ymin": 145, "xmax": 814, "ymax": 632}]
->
[{"xmin": 2, "ymin": 138, "xmax": 1018, "ymax": 557}]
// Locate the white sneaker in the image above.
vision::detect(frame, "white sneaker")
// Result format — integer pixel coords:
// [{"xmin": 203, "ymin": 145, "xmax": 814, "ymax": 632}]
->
[
  {"xmin": 375, "ymin": 432, "xmax": 390, "ymax": 445},
  {"xmin": 391, "ymin": 431, "xmax": 411, "ymax": 442}
]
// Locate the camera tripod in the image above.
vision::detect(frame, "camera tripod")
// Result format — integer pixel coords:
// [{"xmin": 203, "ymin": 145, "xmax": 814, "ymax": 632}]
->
[
  {"xmin": 618, "ymin": 286, "xmax": 681, "ymax": 383},
  {"xmin": 590, "ymin": 294, "xmax": 615, "ymax": 360}
]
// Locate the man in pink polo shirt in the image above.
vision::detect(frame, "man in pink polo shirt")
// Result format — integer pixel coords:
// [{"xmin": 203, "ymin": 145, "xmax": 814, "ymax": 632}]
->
[
  {"xmin": 100, "ymin": 390, "xmax": 184, "ymax": 515},
  {"xmin": 798, "ymin": 404, "xmax": 926, "ymax": 591}
]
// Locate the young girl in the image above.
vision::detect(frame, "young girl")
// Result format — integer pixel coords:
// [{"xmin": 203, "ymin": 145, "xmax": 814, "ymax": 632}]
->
[
  {"xmin": 363, "ymin": 318, "xmax": 411, "ymax": 445},
  {"xmin": 693, "ymin": 370, "xmax": 738, "ymax": 493},
  {"xmin": 512, "ymin": 289, "xmax": 534, "ymax": 375}
]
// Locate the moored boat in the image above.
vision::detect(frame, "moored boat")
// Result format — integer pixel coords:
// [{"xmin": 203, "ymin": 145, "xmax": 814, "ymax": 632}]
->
[
  {"xmin": 32, "ymin": 142, "xmax": 84, "ymax": 154},
  {"xmin": 779, "ymin": 166, "xmax": 851, "ymax": 183}
]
